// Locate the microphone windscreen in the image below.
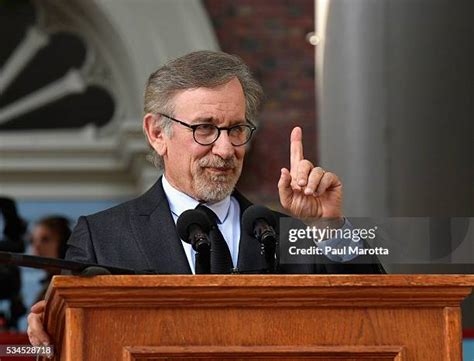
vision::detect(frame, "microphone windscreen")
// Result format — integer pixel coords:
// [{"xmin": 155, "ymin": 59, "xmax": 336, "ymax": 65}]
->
[
  {"xmin": 176, "ymin": 209, "xmax": 213, "ymax": 242},
  {"xmin": 241, "ymin": 205, "xmax": 277, "ymax": 236}
]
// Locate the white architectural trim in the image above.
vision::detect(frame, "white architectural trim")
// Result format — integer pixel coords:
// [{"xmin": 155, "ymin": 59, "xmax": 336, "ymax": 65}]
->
[
  {"xmin": 0, "ymin": 26, "xmax": 49, "ymax": 95},
  {"xmin": 0, "ymin": 120, "xmax": 158, "ymax": 199}
]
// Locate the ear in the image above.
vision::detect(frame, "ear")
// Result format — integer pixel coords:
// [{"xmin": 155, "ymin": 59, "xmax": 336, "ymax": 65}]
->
[{"xmin": 143, "ymin": 113, "xmax": 168, "ymax": 157}]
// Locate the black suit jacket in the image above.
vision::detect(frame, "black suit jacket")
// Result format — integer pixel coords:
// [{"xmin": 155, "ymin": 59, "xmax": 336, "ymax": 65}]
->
[{"xmin": 65, "ymin": 178, "xmax": 383, "ymax": 274}]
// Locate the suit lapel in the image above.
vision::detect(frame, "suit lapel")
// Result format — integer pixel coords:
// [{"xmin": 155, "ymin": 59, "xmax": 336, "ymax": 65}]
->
[
  {"xmin": 130, "ymin": 177, "xmax": 191, "ymax": 274},
  {"xmin": 233, "ymin": 190, "xmax": 267, "ymax": 273}
]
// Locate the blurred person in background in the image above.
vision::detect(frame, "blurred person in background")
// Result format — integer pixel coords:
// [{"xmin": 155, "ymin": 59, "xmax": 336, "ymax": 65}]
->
[{"xmin": 30, "ymin": 216, "xmax": 71, "ymax": 302}]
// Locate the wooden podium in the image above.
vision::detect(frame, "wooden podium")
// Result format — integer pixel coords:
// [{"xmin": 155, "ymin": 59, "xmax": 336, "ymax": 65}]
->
[{"xmin": 44, "ymin": 275, "xmax": 474, "ymax": 361}]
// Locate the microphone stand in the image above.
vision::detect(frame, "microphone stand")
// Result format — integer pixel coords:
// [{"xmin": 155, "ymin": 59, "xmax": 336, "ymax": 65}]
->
[{"xmin": 261, "ymin": 231, "xmax": 279, "ymax": 274}]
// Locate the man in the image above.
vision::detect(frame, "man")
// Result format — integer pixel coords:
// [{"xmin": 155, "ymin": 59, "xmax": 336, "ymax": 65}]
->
[{"xmin": 27, "ymin": 51, "xmax": 382, "ymax": 346}]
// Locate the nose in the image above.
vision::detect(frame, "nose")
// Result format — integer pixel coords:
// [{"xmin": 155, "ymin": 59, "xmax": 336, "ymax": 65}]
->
[
  {"xmin": 211, "ymin": 130, "xmax": 235, "ymax": 159},
  {"xmin": 31, "ymin": 241, "xmax": 40, "ymax": 255}
]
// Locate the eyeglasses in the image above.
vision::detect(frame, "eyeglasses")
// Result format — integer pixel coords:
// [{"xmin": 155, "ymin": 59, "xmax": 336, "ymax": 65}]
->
[{"xmin": 159, "ymin": 113, "xmax": 256, "ymax": 146}]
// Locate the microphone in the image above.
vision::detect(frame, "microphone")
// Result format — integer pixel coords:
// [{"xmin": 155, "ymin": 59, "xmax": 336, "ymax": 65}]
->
[
  {"xmin": 0, "ymin": 251, "xmax": 146, "ymax": 276},
  {"xmin": 241, "ymin": 205, "xmax": 278, "ymax": 273},
  {"xmin": 176, "ymin": 209, "xmax": 212, "ymax": 274}
]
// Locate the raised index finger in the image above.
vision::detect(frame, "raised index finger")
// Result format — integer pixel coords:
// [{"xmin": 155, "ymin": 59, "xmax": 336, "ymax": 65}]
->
[{"xmin": 290, "ymin": 127, "xmax": 304, "ymax": 174}]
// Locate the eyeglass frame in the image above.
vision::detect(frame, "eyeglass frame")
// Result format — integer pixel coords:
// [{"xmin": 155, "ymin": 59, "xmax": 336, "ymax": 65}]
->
[{"xmin": 157, "ymin": 113, "xmax": 257, "ymax": 146}]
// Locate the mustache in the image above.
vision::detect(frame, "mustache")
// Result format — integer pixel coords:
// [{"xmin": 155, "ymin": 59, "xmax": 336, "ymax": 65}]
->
[{"xmin": 199, "ymin": 156, "xmax": 237, "ymax": 169}]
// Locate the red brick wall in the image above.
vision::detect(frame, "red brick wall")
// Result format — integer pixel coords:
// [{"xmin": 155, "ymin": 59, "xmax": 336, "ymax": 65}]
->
[{"xmin": 203, "ymin": 0, "xmax": 317, "ymax": 207}]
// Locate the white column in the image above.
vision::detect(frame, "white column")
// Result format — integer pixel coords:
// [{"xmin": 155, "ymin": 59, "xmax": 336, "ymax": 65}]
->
[{"xmin": 316, "ymin": 0, "xmax": 388, "ymax": 217}]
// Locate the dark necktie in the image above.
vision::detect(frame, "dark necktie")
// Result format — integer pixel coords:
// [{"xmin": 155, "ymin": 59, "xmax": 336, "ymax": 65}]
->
[{"xmin": 196, "ymin": 204, "xmax": 233, "ymax": 274}]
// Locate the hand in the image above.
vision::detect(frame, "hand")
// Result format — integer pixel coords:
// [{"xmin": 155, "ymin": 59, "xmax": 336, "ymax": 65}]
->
[
  {"xmin": 27, "ymin": 300, "xmax": 51, "ymax": 346},
  {"xmin": 278, "ymin": 127, "xmax": 343, "ymax": 220}
]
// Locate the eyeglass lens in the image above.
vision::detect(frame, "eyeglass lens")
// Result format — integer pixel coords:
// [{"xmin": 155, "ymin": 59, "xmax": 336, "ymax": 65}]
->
[{"xmin": 194, "ymin": 124, "xmax": 252, "ymax": 146}]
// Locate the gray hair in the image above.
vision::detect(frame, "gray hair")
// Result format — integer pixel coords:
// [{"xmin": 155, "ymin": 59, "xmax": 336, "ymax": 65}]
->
[{"xmin": 144, "ymin": 50, "xmax": 264, "ymax": 169}]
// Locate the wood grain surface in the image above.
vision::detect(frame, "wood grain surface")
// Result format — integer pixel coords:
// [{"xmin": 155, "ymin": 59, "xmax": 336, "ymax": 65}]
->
[{"xmin": 43, "ymin": 275, "xmax": 474, "ymax": 361}]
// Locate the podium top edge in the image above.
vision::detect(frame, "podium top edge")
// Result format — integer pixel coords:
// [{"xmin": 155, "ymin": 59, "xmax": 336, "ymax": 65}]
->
[{"xmin": 49, "ymin": 274, "xmax": 474, "ymax": 288}]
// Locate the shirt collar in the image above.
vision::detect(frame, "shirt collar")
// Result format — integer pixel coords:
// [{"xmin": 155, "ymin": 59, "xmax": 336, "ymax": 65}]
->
[{"xmin": 162, "ymin": 175, "xmax": 231, "ymax": 224}]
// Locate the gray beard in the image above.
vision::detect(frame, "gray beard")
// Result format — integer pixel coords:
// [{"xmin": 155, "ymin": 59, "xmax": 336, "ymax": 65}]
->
[{"xmin": 193, "ymin": 156, "xmax": 242, "ymax": 202}]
